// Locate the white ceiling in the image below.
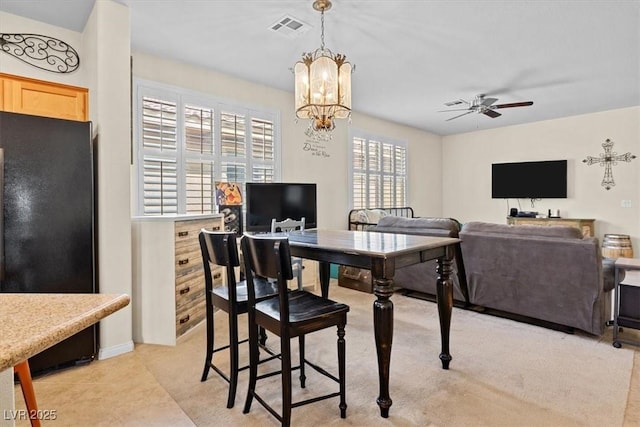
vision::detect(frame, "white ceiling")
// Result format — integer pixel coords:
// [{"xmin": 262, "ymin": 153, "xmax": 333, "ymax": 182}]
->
[{"xmin": 1, "ymin": 0, "xmax": 639, "ymax": 136}]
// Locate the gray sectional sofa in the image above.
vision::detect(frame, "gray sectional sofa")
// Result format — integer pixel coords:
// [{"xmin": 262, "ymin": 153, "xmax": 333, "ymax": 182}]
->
[{"xmin": 372, "ymin": 217, "xmax": 617, "ymax": 335}]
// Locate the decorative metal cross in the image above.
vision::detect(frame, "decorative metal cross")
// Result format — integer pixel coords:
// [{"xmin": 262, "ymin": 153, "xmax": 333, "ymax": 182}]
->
[{"xmin": 583, "ymin": 138, "xmax": 636, "ymax": 190}]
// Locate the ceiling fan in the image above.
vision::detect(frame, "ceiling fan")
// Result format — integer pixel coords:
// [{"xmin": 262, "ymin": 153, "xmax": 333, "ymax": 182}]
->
[{"xmin": 440, "ymin": 94, "xmax": 533, "ymax": 121}]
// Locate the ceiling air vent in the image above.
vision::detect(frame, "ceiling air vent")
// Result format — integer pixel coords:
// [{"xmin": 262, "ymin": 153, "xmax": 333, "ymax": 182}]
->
[{"xmin": 269, "ymin": 15, "xmax": 311, "ymax": 39}]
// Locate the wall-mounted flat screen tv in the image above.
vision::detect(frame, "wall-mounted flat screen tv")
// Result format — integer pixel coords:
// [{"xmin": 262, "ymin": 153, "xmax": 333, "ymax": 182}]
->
[
  {"xmin": 245, "ymin": 183, "xmax": 317, "ymax": 232},
  {"xmin": 492, "ymin": 160, "xmax": 567, "ymax": 199}
]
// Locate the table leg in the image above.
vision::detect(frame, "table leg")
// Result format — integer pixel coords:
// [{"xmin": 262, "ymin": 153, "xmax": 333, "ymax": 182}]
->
[
  {"xmin": 373, "ymin": 277, "xmax": 394, "ymax": 418},
  {"xmin": 319, "ymin": 261, "xmax": 330, "ymax": 298},
  {"xmin": 436, "ymin": 248, "xmax": 454, "ymax": 369}
]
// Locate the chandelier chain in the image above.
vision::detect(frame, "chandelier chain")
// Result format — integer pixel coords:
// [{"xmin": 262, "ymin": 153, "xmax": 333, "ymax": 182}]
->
[{"xmin": 320, "ymin": 8, "xmax": 325, "ymax": 51}]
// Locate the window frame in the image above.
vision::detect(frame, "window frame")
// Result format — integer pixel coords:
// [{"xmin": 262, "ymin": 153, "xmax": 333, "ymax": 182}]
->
[
  {"xmin": 348, "ymin": 128, "xmax": 408, "ymax": 210},
  {"xmin": 133, "ymin": 78, "xmax": 281, "ymax": 216}
]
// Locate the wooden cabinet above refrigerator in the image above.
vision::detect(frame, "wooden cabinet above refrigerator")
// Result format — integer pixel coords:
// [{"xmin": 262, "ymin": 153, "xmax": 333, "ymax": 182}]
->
[{"xmin": 0, "ymin": 72, "xmax": 88, "ymax": 121}]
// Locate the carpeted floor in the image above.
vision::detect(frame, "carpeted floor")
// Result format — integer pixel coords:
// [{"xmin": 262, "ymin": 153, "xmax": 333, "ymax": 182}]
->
[{"xmin": 16, "ymin": 283, "xmax": 640, "ymax": 426}]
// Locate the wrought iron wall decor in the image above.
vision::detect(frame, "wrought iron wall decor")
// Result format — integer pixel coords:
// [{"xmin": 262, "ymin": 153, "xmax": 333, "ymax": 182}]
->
[
  {"xmin": 0, "ymin": 33, "xmax": 80, "ymax": 73},
  {"xmin": 583, "ymin": 138, "xmax": 636, "ymax": 190}
]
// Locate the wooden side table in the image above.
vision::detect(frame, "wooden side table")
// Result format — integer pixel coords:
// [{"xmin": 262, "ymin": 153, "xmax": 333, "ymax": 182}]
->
[{"xmin": 613, "ymin": 257, "xmax": 640, "ymax": 348}]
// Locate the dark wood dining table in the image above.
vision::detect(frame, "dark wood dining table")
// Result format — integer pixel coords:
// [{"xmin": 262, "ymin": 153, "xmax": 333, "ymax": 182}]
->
[{"xmin": 283, "ymin": 229, "xmax": 460, "ymax": 418}]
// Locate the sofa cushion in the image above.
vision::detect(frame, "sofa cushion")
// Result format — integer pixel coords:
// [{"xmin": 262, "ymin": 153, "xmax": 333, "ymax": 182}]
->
[
  {"xmin": 461, "ymin": 221, "xmax": 583, "ymax": 239},
  {"xmin": 376, "ymin": 216, "xmax": 460, "ymax": 236},
  {"xmin": 350, "ymin": 208, "xmax": 389, "ymax": 225}
]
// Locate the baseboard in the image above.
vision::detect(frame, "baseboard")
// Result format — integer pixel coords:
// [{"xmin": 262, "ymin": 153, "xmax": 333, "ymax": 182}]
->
[{"xmin": 98, "ymin": 340, "xmax": 135, "ymax": 360}]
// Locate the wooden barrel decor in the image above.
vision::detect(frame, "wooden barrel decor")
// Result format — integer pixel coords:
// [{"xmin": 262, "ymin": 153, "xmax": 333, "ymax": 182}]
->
[{"xmin": 602, "ymin": 234, "xmax": 634, "ymax": 258}]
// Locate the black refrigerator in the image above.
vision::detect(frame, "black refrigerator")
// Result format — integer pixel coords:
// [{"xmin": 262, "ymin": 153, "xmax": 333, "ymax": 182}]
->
[{"xmin": 0, "ymin": 111, "xmax": 96, "ymax": 374}]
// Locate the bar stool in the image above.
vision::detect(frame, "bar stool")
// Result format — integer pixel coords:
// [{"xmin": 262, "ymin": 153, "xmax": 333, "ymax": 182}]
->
[
  {"xmin": 199, "ymin": 229, "xmax": 281, "ymax": 408},
  {"xmin": 14, "ymin": 360, "xmax": 41, "ymax": 427},
  {"xmin": 241, "ymin": 234, "xmax": 350, "ymax": 427}
]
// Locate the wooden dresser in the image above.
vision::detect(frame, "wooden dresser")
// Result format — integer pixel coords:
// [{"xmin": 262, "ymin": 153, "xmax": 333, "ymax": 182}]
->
[
  {"xmin": 506, "ymin": 217, "xmax": 595, "ymax": 237},
  {"xmin": 132, "ymin": 214, "xmax": 224, "ymax": 345}
]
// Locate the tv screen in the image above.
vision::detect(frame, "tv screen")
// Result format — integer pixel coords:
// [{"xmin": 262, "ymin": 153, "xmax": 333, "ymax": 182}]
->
[
  {"xmin": 492, "ymin": 160, "xmax": 567, "ymax": 199},
  {"xmin": 245, "ymin": 183, "xmax": 317, "ymax": 232}
]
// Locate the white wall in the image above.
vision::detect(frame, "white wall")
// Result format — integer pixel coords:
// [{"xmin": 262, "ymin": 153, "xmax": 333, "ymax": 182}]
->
[
  {"xmin": 132, "ymin": 51, "xmax": 443, "ymax": 229},
  {"xmin": 442, "ymin": 106, "xmax": 640, "ymax": 249},
  {"xmin": 84, "ymin": 0, "xmax": 133, "ymax": 358}
]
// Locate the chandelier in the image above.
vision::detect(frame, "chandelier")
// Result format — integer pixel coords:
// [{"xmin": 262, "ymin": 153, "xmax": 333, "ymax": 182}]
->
[{"xmin": 294, "ymin": 0, "xmax": 353, "ymax": 132}]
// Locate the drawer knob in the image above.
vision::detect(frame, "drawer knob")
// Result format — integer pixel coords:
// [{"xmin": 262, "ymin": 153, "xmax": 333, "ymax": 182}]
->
[
  {"xmin": 179, "ymin": 315, "xmax": 190, "ymax": 324},
  {"xmin": 178, "ymin": 258, "xmax": 189, "ymax": 265},
  {"xmin": 213, "ymin": 272, "xmax": 222, "ymax": 279},
  {"xmin": 178, "ymin": 231, "xmax": 189, "ymax": 237},
  {"xmin": 179, "ymin": 287, "xmax": 190, "ymax": 295}
]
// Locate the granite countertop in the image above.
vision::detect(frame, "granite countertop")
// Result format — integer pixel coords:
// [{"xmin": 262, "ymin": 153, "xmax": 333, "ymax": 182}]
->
[{"xmin": 0, "ymin": 293, "xmax": 130, "ymax": 371}]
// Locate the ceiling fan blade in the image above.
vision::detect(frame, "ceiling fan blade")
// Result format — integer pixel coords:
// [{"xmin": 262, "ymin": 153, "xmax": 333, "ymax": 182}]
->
[
  {"xmin": 480, "ymin": 97, "xmax": 498, "ymax": 106},
  {"xmin": 494, "ymin": 101, "xmax": 534, "ymax": 109},
  {"xmin": 483, "ymin": 109, "xmax": 501, "ymax": 118},
  {"xmin": 438, "ymin": 108, "xmax": 471, "ymax": 112},
  {"xmin": 446, "ymin": 111, "xmax": 474, "ymax": 121}
]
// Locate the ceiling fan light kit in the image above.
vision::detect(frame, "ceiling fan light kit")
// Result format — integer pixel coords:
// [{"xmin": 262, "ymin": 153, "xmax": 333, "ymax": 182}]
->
[
  {"xmin": 441, "ymin": 94, "xmax": 533, "ymax": 122},
  {"xmin": 294, "ymin": 0, "xmax": 353, "ymax": 133}
]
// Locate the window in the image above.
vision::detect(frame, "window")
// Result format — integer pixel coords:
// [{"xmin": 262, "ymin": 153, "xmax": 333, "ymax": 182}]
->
[
  {"xmin": 349, "ymin": 130, "xmax": 407, "ymax": 209},
  {"xmin": 134, "ymin": 80, "xmax": 280, "ymax": 215}
]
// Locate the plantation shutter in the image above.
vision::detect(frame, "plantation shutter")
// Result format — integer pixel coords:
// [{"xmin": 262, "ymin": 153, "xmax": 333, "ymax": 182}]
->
[
  {"xmin": 394, "ymin": 145, "xmax": 407, "ymax": 207},
  {"xmin": 351, "ymin": 137, "xmax": 366, "ymax": 209},
  {"xmin": 368, "ymin": 140, "xmax": 382, "ymax": 207},
  {"xmin": 185, "ymin": 161, "xmax": 214, "ymax": 214},
  {"xmin": 219, "ymin": 112, "xmax": 247, "ymax": 186},
  {"xmin": 184, "ymin": 105, "xmax": 215, "ymax": 214},
  {"xmin": 381, "ymin": 143, "xmax": 394, "ymax": 207},
  {"xmin": 349, "ymin": 132, "xmax": 407, "ymax": 210},
  {"xmin": 141, "ymin": 97, "xmax": 178, "ymax": 214},
  {"xmin": 135, "ymin": 82, "xmax": 280, "ymax": 216},
  {"xmin": 250, "ymin": 117, "xmax": 275, "ymax": 182}
]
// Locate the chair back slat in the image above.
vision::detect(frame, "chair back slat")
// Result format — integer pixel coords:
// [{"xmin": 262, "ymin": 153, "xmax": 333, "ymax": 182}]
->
[
  {"xmin": 200, "ymin": 229, "xmax": 240, "ymax": 268},
  {"xmin": 199, "ymin": 230, "xmax": 239, "ymax": 300},
  {"xmin": 271, "ymin": 217, "xmax": 305, "ymax": 233},
  {"xmin": 241, "ymin": 234, "xmax": 294, "ymax": 325},
  {"xmin": 241, "ymin": 235, "xmax": 293, "ymax": 281}
]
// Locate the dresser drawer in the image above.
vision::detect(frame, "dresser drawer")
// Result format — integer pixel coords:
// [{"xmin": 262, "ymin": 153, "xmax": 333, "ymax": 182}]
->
[
  {"xmin": 175, "ymin": 218, "xmax": 223, "ymax": 249},
  {"xmin": 175, "ymin": 269, "xmax": 206, "ymax": 309},
  {"xmin": 176, "ymin": 297, "xmax": 206, "ymax": 337},
  {"xmin": 175, "ymin": 243, "xmax": 203, "ymax": 277}
]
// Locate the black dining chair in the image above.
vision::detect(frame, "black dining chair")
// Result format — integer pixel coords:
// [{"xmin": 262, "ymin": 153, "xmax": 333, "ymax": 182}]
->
[
  {"xmin": 199, "ymin": 229, "xmax": 280, "ymax": 408},
  {"xmin": 241, "ymin": 233, "xmax": 350, "ymax": 427}
]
